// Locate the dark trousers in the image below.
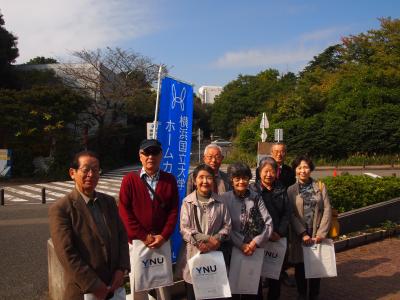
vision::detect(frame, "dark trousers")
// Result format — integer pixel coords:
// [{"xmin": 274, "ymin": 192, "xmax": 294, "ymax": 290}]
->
[
  {"xmin": 294, "ymin": 263, "xmax": 320, "ymax": 298},
  {"xmin": 267, "ymin": 278, "xmax": 280, "ymax": 300},
  {"xmin": 231, "ymin": 278, "xmax": 263, "ymax": 300}
]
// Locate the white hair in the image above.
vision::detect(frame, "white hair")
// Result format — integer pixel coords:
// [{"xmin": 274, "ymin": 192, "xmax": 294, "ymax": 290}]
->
[{"xmin": 204, "ymin": 144, "xmax": 223, "ymax": 156}]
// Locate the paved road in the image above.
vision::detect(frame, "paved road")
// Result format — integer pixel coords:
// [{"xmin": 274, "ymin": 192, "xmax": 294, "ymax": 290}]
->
[{"xmin": 0, "ymin": 165, "xmax": 138, "ymax": 206}]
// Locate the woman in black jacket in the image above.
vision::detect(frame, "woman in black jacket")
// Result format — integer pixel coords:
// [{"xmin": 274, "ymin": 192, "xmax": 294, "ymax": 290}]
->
[{"xmin": 250, "ymin": 156, "xmax": 291, "ymax": 300}]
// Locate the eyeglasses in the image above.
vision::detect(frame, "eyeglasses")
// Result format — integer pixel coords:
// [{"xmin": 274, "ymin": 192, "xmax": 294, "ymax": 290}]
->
[
  {"xmin": 232, "ymin": 177, "xmax": 250, "ymax": 183},
  {"xmin": 78, "ymin": 166, "xmax": 101, "ymax": 175},
  {"xmin": 205, "ymin": 155, "xmax": 223, "ymax": 161}
]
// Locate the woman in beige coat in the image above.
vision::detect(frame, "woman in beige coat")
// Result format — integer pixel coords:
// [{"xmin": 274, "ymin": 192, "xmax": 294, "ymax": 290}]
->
[
  {"xmin": 287, "ymin": 155, "xmax": 332, "ymax": 300},
  {"xmin": 178, "ymin": 163, "xmax": 231, "ymax": 300}
]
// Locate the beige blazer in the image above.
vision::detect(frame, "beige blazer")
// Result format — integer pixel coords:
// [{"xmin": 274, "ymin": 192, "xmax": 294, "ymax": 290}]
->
[
  {"xmin": 49, "ymin": 189, "xmax": 130, "ymax": 300},
  {"xmin": 287, "ymin": 180, "xmax": 332, "ymax": 263}
]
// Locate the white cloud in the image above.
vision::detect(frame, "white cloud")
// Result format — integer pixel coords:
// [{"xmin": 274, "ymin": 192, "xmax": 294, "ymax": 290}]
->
[
  {"xmin": 299, "ymin": 27, "xmax": 347, "ymax": 43},
  {"xmin": 213, "ymin": 27, "xmax": 345, "ymax": 70},
  {"xmin": 214, "ymin": 47, "xmax": 318, "ymax": 69},
  {"xmin": 1, "ymin": 0, "xmax": 159, "ymax": 63}
]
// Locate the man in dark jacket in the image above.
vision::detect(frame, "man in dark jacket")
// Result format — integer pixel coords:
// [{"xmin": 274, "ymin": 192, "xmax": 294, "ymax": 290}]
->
[
  {"xmin": 271, "ymin": 142, "xmax": 296, "ymax": 190},
  {"xmin": 49, "ymin": 151, "xmax": 130, "ymax": 300}
]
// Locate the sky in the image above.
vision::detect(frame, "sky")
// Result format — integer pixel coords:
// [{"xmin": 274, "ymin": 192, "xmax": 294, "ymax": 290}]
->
[{"xmin": 1, "ymin": 0, "xmax": 400, "ymax": 90}]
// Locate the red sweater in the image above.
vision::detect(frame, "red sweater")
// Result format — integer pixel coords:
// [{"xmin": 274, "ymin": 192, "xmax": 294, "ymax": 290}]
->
[{"xmin": 118, "ymin": 170, "xmax": 179, "ymax": 242}]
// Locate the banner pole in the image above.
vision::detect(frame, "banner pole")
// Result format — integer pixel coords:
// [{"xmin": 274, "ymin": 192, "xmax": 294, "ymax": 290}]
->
[{"xmin": 153, "ymin": 64, "xmax": 163, "ymax": 139}]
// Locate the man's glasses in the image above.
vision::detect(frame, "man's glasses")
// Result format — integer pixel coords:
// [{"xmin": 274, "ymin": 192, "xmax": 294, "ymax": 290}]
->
[
  {"xmin": 78, "ymin": 166, "xmax": 101, "ymax": 175},
  {"xmin": 205, "ymin": 155, "xmax": 222, "ymax": 161}
]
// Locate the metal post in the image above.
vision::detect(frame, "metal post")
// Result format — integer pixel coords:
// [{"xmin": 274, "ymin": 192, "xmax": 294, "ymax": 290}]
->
[
  {"xmin": 198, "ymin": 128, "xmax": 201, "ymax": 163},
  {"xmin": 42, "ymin": 188, "xmax": 46, "ymax": 204},
  {"xmin": 152, "ymin": 64, "xmax": 163, "ymax": 139},
  {"xmin": 1, "ymin": 189, "xmax": 4, "ymax": 206}
]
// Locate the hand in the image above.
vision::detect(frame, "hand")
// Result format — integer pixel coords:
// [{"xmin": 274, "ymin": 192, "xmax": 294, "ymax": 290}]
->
[
  {"xmin": 269, "ymin": 231, "xmax": 281, "ymax": 242},
  {"xmin": 92, "ymin": 282, "xmax": 109, "ymax": 300},
  {"xmin": 302, "ymin": 234, "xmax": 314, "ymax": 246},
  {"xmin": 313, "ymin": 236, "xmax": 323, "ymax": 244},
  {"xmin": 207, "ymin": 237, "xmax": 220, "ymax": 251},
  {"xmin": 241, "ymin": 242, "xmax": 256, "ymax": 256},
  {"xmin": 197, "ymin": 241, "xmax": 210, "ymax": 253},
  {"xmin": 109, "ymin": 270, "xmax": 125, "ymax": 292},
  {"xmin": 148, "ymin": 235, "xmax": 165, "ymax": 249},
  {"xmin": 143, "ymin": 234, "xmax": 155, "ymax": 246}
]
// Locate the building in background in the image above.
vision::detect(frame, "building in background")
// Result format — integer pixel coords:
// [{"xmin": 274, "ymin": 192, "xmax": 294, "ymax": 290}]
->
[{"xmin": 198, "ymin": 85, "xmax": 223, "ymax": 104}]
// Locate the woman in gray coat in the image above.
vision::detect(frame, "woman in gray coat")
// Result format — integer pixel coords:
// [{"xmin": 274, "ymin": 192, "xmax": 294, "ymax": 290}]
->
[
  {"xmin": 221, "ymin": 162, "xmax": 273, "ymax": 300},
  {"xmin": 178, "ymin": 164, "xmax": 231, "ymax": 300},
  {"xmin": 288, "ymin": 156, "xmax": 332, "ymax": 300}
]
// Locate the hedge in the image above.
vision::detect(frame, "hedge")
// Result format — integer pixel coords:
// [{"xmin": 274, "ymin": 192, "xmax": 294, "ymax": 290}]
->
[{"xmin": 321, "ymin": 175, "xmax": 400, "ymax": 213}]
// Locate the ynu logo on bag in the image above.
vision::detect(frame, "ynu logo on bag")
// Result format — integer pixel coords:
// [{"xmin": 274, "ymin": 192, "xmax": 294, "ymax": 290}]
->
[
  {"xmin": 265, "ymin": 251, "xmax": 278, "ymax": 259},
  {"xmin": 195, "ymin": 265, "xmax": 217, "ymax": 275},
  {"xmin": 142, "ymin": 257, "xmax": 164, "ymax": 268}
]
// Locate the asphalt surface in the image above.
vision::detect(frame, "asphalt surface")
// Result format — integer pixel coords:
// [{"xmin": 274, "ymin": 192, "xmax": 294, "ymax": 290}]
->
[{"xmin": 0, "ymin": 204, "xmax": 50, "ymax": 300}]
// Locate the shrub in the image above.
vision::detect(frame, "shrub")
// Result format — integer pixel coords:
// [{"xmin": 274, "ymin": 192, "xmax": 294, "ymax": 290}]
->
[{"xmin": 321, "ymin": 175, "xmax": 400, "ymax": 213}]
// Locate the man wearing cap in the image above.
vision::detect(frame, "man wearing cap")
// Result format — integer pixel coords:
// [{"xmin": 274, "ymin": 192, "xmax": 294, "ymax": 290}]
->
[
  {"xmin": 119, "ymin": 139, "xmax": 179, "ymax": 300},
  {"xmin": 186, "ymin": 143, "xmax": 230, "ymax": 195}
]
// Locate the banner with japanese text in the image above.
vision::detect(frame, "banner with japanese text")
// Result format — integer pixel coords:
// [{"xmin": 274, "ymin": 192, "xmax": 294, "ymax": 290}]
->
[{"xmin": 157, "ymin": 76, "xmax": 193, "ymax": 261}]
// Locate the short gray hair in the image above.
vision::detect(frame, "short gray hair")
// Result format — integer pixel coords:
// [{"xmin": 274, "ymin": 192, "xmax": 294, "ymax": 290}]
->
[
  {"xmin": 204, "ymin": 144, "xmax": 223, "ymax": 156},
  {"xmin": 258, "ymin": 156, "xmax": 278, "ymax": 172}
]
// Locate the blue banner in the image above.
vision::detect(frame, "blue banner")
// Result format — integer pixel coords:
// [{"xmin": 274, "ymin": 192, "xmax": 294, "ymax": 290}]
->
[{"xmin": 157, "ymin": 76, "xmax": 193, "ymax": 262}]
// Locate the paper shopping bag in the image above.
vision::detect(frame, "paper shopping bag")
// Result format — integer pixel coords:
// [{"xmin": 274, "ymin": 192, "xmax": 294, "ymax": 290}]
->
[
  {"xmin": 130, "ymin": 240, "xmax": 174, "ymax": 292},
  {"xmin": 302, "ymin": 239, "xmax": 337, "ymax": 278},
  {"xmin": 261, "ymin": 237, "xmax": 287, "ymax": 280},
  {"xmin": 228, "ymin": 247, "xmax": 264, "ymax": 295},
  {"xmin": 188, "ymin": 251, "xmax": 231, "ymax": 299}
]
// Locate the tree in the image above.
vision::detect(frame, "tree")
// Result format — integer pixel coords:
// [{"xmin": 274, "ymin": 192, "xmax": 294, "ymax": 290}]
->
[
  {"xmin": 0, "ymin": 12, "xmax": 19, "ymax": 87},
  {"xmin": 25, "ymin": 56, "xmax": 58, "ymax": 64},
  {"xmin": 57, "ymin": 47, "xmax": 162, "ymax": 159}
]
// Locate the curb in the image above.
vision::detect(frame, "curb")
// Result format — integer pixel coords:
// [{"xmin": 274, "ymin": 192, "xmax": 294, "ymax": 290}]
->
[{"xmin": 334, "ymin": 227, "xmax": 400, "ymax": 253}]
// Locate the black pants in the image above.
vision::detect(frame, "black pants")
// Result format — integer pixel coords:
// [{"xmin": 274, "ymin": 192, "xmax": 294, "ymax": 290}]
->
[
  {"xmin": 294, "ymin": 263, "xmax": 320, "ymax": 298},
  {"xmin": 267, "ymin": 278, "xmax": 280, "ymax": 300},
  {"xmin": 231, "ymin": 277, "xmax": 263, "ymax": 300}
]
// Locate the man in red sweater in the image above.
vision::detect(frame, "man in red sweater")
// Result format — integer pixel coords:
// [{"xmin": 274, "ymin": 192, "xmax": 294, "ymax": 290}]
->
[{"xmin": 119, "ymin": 139, "xmax": 179, "ymax": 300}]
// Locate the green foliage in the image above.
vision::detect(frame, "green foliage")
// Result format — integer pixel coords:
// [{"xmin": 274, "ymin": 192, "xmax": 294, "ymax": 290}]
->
[
  {"xmin": 0, "ymin": 13, "xmax": 19, "ymax": 87},
  {"xmin": 211, "ymin": 69, "xmax": 286, "ymax": 137},
  {"xmin": 322, "ymin": 175, "xmax": 400, "ymax": 213},
  {"xmin": 25, "ymin": 56, "xmax": 58, "ymax": 64},
  {"xmin": 223, "ymin": 148, "xmax": 257, "ymax": 167},
  {"xmin": 227, "ymin": 18, "xmax": 400, "ymax": 160}
]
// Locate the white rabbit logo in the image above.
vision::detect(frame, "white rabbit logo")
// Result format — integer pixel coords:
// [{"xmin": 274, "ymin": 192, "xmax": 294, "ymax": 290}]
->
[{"xmin": 171, "ymin": 84, "xmax": 186, "ymax": 111}]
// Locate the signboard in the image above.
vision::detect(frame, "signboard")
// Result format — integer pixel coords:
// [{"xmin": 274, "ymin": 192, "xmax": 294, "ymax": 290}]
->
[
  {"xmin": 156, "ymin": 76, "xmax": 193, "ymax": 262},
  {"xmin": 0, "ymin": 149, "xmax": 12, "ymax": 178},
  {"xmin": 146, "ymin": 122, "xmax": 160, "ymax": 139},
  {"xmin": 274, "ymin": 129, "xmax": 283, "ymax": 142}
]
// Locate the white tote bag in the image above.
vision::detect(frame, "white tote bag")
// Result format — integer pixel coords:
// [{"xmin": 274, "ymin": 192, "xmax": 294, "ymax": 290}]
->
[
  {"xmin": 228, "ymin": 247, "xmax": 264, "ymax": 295},
  {"xmin": 302, "ymin": 239, "xmax": 337, "ymax": 278},
  {"xmin": 261, "ymin": 237, "xmax": 287, "ymax": 280},
  {"xmin": 130, "ymin": 240, "xmax": 174, "ymax": 292},
  {"xmin": 188, "ymin": 251, "xmax": 231, "ymax": 299}
]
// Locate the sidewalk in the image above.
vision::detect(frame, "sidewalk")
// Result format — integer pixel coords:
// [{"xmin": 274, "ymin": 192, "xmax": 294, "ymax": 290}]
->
[{"xmin": 280, "ymin": 237, "xmax": 400, "ymax": 300}]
